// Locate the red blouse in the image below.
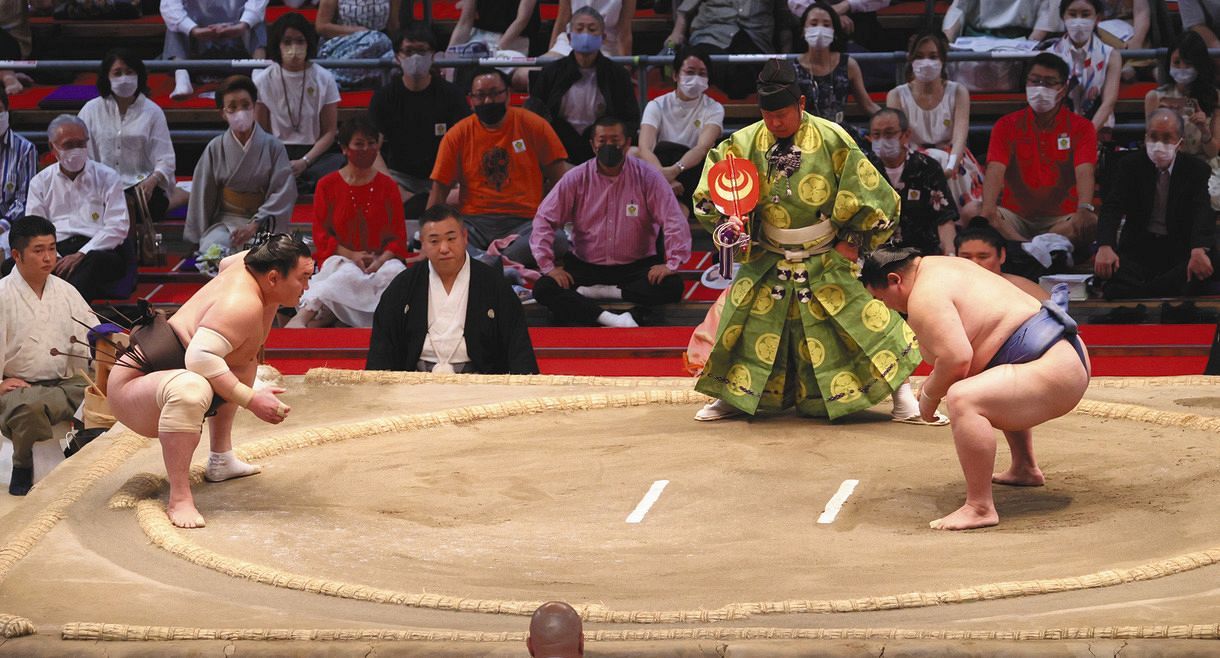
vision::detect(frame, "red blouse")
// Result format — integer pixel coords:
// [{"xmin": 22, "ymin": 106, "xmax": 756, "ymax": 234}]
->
[{"xmin": 312, "ymin": 171, "xmax": 409, "ymax": 264}]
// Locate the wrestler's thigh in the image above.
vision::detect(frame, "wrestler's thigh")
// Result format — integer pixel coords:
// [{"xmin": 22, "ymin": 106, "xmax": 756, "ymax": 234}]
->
[
  {"xmin": 947, "ymin": 342, "xmax": 1089, "ymax": 432},
  {"xmin": 108, "ymin": 367, "xmax": 193, "ymax": 438}
]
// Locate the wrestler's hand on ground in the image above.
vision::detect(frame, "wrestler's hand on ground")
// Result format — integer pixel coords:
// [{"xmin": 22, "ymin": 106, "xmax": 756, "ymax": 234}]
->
[
  {"xmin": 648, "ymin": 264, "xmax": 676, "ymax": 285},
  {"xmin": 0, "ymin": 378, "xmax": 30, "ymax": 395},
  {"xmin": 547, "ymin": 266, "xmax": 574, "ymax": 289},
  {"xmin": 1093, "ymin": 245, "xmax": 1119, "ymax": 279},
  {"xmin": 249, "ymin": 386, "xmax": 290, "ymax": 424},
  {"xmin": 54, "ymin": 252, "xmax": 85, "ymax": 278},
  {"xmin": 833, "ymin": 241, "xmax": 859, "ymax": 262},
  {"xmin": 918, "ymin": 388, "xmax": 941, "ymax": 423},
  {"xmin": 1188, "ymin": 248, "xmax": 1214, "ymax": 281}
]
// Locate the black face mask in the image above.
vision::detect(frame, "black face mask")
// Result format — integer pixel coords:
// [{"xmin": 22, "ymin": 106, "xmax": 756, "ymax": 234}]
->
[
  {"xmin": 473, "ymin": 102, "xmax": 507, "ymax": 126},
  {"xmin": 596, "ymin": 144, "xmax": 624, "ymax": 168}
]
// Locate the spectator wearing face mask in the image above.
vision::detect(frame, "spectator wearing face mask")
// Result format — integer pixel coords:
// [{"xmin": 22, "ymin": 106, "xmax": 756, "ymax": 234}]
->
[
  {"xmin": 525, "ymin": 6, "xmax": 640, "ymax": 164},
  {"xmin": 793, "ymin": 1, "xmax": 879, "ymax": 124},
  {"xmin": 1144, "ymin": 31, "xmax": 1220, "ymax": 166},
  {"xmin": 370, "ymin": 24, "xmax": 469, "ymax": 218},
  {"xmin": 1094, "ymin": 108, "xmax": 1217, "ymax": 299},
  {"xmin": 531, "ymin": 116, "xmax": 691, "ymax": 328},
  {"xmin": 1049, "ymin": 0, "xmax": 1122, "ymax": 133},
  {"xmin": 511, "ymin": 0, "xmax": 630, "ymax": 91},
  {"xmin": 635, "ymin": 45, "xmax": 723, "ymax": 212},
  {"xmin": 447, "ymin": 0, "xmax": 540, "ymax": 60},
  {"xmin": 0, "ymin": 86, "xmax": 36, "ymax": 261},
  {"xmin": 869, "ymin": 108, "xmax": 958, "ymax": 256},
  {"xmin": 80, "ymin": 49, "xmax": 184, "ymax": 228},
  {"xmin": 666, "ymin": 0, "xmax": 773, "ymax": 100},
  {"xmin": 19, "ymin": 115, "xmax": 128, "ymax": 301},
  {"xmin": 254, "ymin": 13, "xmax": 343, "ymax": 195},
  {"xmin": 186, "ymin": 76, "xmax": 297, "ymax": 257},
  {"xmin": 885, "ymin": 30, "xmax": 984, "ymax": 214}
]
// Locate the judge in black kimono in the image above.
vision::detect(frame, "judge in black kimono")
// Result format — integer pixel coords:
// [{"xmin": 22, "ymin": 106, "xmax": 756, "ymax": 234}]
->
[
  {"xmin": 185, "ymin": 75, "xmax": 297, "ymax": 255},
  {"xmin": 366, "ymin": 204, "xmax": 539, "ymax": 374}
]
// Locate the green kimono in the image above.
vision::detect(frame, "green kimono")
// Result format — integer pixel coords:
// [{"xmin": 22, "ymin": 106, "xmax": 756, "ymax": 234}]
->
[{"xmin": 693, "ymin": 113, "xmax": 921, "ymax": 420}]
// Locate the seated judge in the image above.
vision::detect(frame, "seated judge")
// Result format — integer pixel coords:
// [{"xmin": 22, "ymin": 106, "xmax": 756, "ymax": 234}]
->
[
  {"xmin": 1094, "ymin": 108, "xmax": 1217, "ymax": 299},
  {"xmin": 185, "ymin": 75, "xmax": 298, "ymax": 257},
  {"xmin": 531, "ymin": 116, "xmax": 691, "ymax": 328},
  {"xmin": 24, "ymin": 115, "xmax": 129, "ymax": 302},
  {"xmin": 366, "ymin": 204, "xmax": 539, "ymax": 374}
]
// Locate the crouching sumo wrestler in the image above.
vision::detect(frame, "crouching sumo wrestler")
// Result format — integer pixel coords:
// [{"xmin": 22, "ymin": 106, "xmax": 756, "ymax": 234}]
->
[{"xmin": 108, "ymin": 235, "xmax": 314, "ymax": 528}]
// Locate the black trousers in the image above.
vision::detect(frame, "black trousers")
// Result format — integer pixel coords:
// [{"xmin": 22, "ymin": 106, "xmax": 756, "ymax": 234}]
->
[
  {"xmin": 698, "ymin": 31, "xmax": 765, "ymax": 100},
  {"xmin": 1103, "ymin": 236, "xmax": 1219, "ymax": 300},
  {"xmin": 532, "ymin": 253, "xmax": 683, "ymax": 325},
  {"xmin": 54, "ymin": 235, "xmax": 126, "ymax": 302},
  {"xmin": 651, "ymin": 140, "xmax": 701, "ymax": 211}
]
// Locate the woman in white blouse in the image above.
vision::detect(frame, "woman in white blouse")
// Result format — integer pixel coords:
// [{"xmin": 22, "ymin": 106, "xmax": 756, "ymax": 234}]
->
[
  {"xmin": 255, "ymin": 12, "xmax": 343, "ymax": 194},
  {"xmin": 78, "ymin": 49, "xmax": 184, "ymax": 221}
]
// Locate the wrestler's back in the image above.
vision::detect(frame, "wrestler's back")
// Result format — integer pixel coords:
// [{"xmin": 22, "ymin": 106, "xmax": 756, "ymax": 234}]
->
[
  {"xmin": 167, "ymin": 260, "xmax": 271, "ymax": 368},
  {"xmin": 916, "ymin": 257, "xmax": 1043, "ymax": 374}
]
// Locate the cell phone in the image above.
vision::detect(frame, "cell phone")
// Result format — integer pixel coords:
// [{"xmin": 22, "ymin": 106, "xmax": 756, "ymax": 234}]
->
[{"xmin": 1184, "ymin": 98, "xmax": 1199, "ymax": 116}]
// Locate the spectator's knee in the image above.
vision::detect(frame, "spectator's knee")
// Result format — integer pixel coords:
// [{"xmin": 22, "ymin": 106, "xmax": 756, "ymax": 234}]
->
[
  {"xmin": 658, "ymin": 272, "xmax": 684, "ymax": 302},
  {"xmin": 5, "ymin": 402, "xmax": 53, "ymax": 438}
]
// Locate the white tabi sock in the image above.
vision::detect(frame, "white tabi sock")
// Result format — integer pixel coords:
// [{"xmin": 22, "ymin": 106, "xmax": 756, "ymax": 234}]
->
[
  {"xmin": 171, "ymin": 69, "xmax": 194, "ymax": 100},
  {"xmin": 597, "ymin": 311, "xmax": 639, "ymax": 328},
  {"xmin": 890, "ymin": 380, "xmax": 919, "ymax": 419},
  {"xmin": 205, "ymin": 450, "xmax": 262, "ymax": 482}
]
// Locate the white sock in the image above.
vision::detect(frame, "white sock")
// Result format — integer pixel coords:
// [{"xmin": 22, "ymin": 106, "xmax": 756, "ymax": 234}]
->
[
  {"xmin": 597, "ymin": 311, "xmax": 638, "ymax": 328},
  {"xmin": 891, "ymin": 381, "xmax": 919, "ymax": 419},
  {"xmin": 171, "ymin": 69, "xmax": 193, "ymax": 99},
  {"xmin": 205, "ymin": 450, "xmax": 262, "ymax": 482},
  {"xmin": 578, "ymin": 284, "xmax": 623, "ymax": 300}
]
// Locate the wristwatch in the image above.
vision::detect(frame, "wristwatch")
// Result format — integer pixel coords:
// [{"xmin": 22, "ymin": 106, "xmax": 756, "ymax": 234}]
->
[
  {"xmin": 676, "ymin": 162, "xmax": 686, "ymax": 172},
  {"xmin": 1077, "ymin": 202, "xmax": 1096, "ymax": 213}
]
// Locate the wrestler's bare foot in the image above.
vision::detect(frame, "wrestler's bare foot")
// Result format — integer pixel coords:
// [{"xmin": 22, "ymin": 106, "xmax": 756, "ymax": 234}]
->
[
  {"xmin": 205, "ymin": 451, "xmax": 262, "ymax": 482},
  {"xmin": 167, "ymin": 499, "xmax": 206, "ymax": 528},
  {"xmin": 993, "ymin": 466, "xmax": 1045, "ymax": 487},
  {"xmin": 929, "ymin": 503, "xmax": 998, "ymax": 531}
]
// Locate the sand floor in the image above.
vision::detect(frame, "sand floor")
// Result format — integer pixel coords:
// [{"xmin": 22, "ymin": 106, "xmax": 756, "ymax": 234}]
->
[{"xmin": 0, "ymin": 372, "xmax": 1218, "ymax": 656}]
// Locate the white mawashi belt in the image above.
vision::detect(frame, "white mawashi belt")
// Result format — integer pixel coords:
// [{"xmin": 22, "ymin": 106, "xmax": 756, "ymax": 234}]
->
[{"xmin": 761, "ymin": 222, "xmax": 836, "ymax": 261}]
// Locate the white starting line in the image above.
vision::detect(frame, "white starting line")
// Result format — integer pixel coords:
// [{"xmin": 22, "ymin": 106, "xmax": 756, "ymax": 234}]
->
[
  {"xmin": 816, "ymin": 479, "xmax": 859, "ymax": 524},
  {"xmin": 625, "ymin": 480, "xmax": 669, "ymax": 524}
]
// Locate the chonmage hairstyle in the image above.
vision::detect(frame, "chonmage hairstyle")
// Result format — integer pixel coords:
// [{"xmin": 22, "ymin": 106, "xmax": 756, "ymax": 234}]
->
[{"xmin": 859, "ymin": 246, "xmax": 921, "ymax": 289}]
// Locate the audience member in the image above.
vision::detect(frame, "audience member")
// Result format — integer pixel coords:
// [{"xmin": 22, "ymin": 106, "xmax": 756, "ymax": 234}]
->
[
  {"xmin": 942, "ymin": 0, "xmax": 1059, "ymax": 42},
  {"xmin": 526, "ymin": 7, "xmax": 640, "ymax": 164},
  {"xmin": 1049, "ymin": 0, "xmax": 1122, "ymax": 133},
  {"xmin": 0, "ymin": 0, "xmax": 48, "ymax": 95},
  {"xmin": 429, "ymin": 67, "xmax": 569, "ymax": 270},
  {"xmin": 161, "ymin": 0, "xmax": 268, "ymax": 100},
  {"xmin": 980, "ymin": 53, "xmax": 1098, "ymax": 250},
  {"xmin": 448, "ymin": 0, "xmax": 540, "ymax": 58},
  {"xmin": 0, "ymin": 217, "xmax": 92, "ymax": 496},
  {"xmin": 315, "ymin": 0, "xmax": 398, "ymax": 89},
  {"xmin": 885, "ymin": 30, "xmax": 984, "ymax": 212},
  {"xmin": 186, "ymin": 76, "xmax": 297, "ymax": 257},
  {"xmin": 869, "ymin": 108, "xmax": 958, "ymax": 256},
  {"xmin": 366, "ymin": 204, "xmax": 538, "ymax": 374},
  {"xmin": 955, "ymin": 218, "xmax": 1050, "ymax": 299},
  {"xmin": 0, "ymin": 86, "xmax": 36, "ymax": 260},
  {"xmin": 1094, "ymin": 109, "xmax": 1217, "ymax": 299},
  {"xmin": 789, "ymin": 0, "xmax": 893, "ymax": 50},
  {"xmin": 532, "ymin": 116, "xmax": 690, "ymax": 327},
  {"xmin": 1144, "ymin": 31, "xmax": 1220, "ymax": 164},
  {"xmin": 23, "ymin": 115, "xmax": 128, "ymax": 301},
  {"xmin": 666, "ymin": 0, "xmax": 774, "ymax": 99},
  {"xmin": 634, "ymin": 45, "xmax": 723, "ymax": 211},
  {"xmin": 370, "ymin": 25, "xmax": 470, "ymax": 218},
  {"xmin": 1097, "ymin": 0, "xmax": 1150, "ymax": 52},
  {"xmin": 526, "ymin": 601, "xmax": 583, "ymax": 658},
  {"xmin": 793, "ymin": 2, "xmax": 880, "ymax": 124},
  {"xmin": 291, "ymin": 115, "xmax": 408, "ymax": 328},
  {"xmin": 255, "ymin": 13, "xmax": 344, "ymax": 195},
  {"xmin": 512, "ymin": 0, "xmax": 631, "ymax": 90},
  {"xmin": 79, "ymin": 49, "xmax": 182, "ymax": 231},
  {"xmin": 1179, "ymin": 0, "xmax": 1220, "ymax": 50}
]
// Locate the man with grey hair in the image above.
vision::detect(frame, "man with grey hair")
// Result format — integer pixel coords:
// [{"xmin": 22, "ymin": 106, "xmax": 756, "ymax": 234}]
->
[
  {"xmin": 1094, "ymin": 107, "xmax": 1217, "ymax": 299},
  {"xmin": 526, "ymin": 601, "xmax": 583, "ymax": 658},
  {"xmin": 525, "ymin": 6, "xmax": 639, "ymax": 164},
  {"xmin": 21, "ymin": 114, "xmax": 128, "ymax": 301},
  {"xmin": 869, "ymin": 107, "xmax": 958, "ymax": 256}
]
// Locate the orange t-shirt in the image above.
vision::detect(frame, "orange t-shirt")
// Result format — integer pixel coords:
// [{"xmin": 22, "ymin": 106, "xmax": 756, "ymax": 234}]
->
[{"xmin": 430, "ymin": 107, "xmax": 568, "ymax": 219}]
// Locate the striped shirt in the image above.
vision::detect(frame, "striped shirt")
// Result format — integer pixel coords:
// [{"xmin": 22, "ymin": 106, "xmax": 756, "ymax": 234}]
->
[{"xmin": 0, "ymin": 129, "xmax": 37, "ymax": 228}]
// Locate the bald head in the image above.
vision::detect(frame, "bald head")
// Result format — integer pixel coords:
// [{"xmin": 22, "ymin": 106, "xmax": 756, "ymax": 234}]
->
[{"xmin": 527, "ymin": 601, "xmax": 583, "ymax": 657}]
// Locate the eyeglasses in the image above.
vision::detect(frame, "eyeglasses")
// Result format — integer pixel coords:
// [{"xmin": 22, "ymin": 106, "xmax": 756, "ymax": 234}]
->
[
  {"xmin": 468, "ymin": 88, "xmax": 508, "ymax": 102},
  {"xmin": 1026, "ymin": 76, "xmax": 1063, "ymax": 89},
  {"xmin": 399, "ymin": 47, "xmax": 431, "ymax": 56}
]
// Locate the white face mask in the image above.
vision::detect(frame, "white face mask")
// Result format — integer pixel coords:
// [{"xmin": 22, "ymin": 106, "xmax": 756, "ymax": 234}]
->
[
  {"xmin": 873, "ymin": 136, "xmax": 905, "ymax": 161},
  {"xmin": 804, "ymin": 26, "xmax": 835, "ymax": 49},
  {"xmin": 1170, "ymin": 66, "xmax": 1197, "ymax": 85},
  {"xmin": 1026, "ymin": 85, "xmax": 1060, "ymax": 113},
  {"xmin": 1146, "ymin": 140, "xmax": 1179, "ymax": 169},
  {"xmin": 401, "ymin": 52, "xmax": 433, "ymax": 78},
  {"xmin": 912, "ymin": 58, "xmax": 942, "ymax": 82},
  {"xmin": 57, "ymin": 146, "xmax": 88, "ymax": 173},
  {"xmin": 226, "ymin": 108, "xmax": 255, "ymax": 134},
  {"xmin": 1064, "ymin": 17, "xmax": 1095, "ymax": 44},
  {"xmin": 0, "ymin": 111, "xmax": 9, "ymax": 136},
  {"xmin": 281, "ymin": 44, "xmax": 307, "ymax": 66},
  {"xmin": 677, "ymin": 73, "xmax": 708, "ymax": 98},
  {"xmin": 110, "ymin": 74, "xmax": 138, "ymax": 99}
]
